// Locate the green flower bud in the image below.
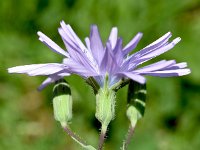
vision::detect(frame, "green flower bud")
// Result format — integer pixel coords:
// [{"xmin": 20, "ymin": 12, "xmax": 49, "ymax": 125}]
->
[
  {"xmin": 95, "ymin": 88, "xmax": 116, "ymax": 127},
  {"xmin": 127, "ymin": 80, "xmax": 146, "ymax": 127},
  {"xmin": 53, "ymin": 79, "xmax": 72, "ymax": 127},
  {"xmin": 126, "ymin": 106, "xmax": 139, "ymax": 128}
]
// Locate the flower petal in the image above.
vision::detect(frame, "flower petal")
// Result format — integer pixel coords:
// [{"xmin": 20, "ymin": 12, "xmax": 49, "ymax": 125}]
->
[
  {"xmin": 128, "ymin": 37, "xmax": 181, "ymax": 68},
  {"xmin": 8, "ymin": 63, "xmax": 66, "ymax": 76},
  {"xmin": 141, "ymin": 37, "xmax": 181, "ymax": 59},
  {"xmin": 165, "ymin": 62, "xmax": 188, "ymax": 70},
  {"xmin": 64, "ymin": 59, "xmax": 98, "ymax": 77},
  {"xmin": 90, "ymin": 25, "xmax": 104, "ymax": 65},
  {"xmin": 100, "ymin": 41, "xmax": 118, "ymax": 74},
  {"xmin": 144, "ymin": 32, "xmax": 172, "ymax": 49},
  {"xmin": 119, "ymin": 72, "xmax": 146, "ymax": 84},
  {"xmin": 108, "ymin": 27, "xmax": 118, "ymax": 49},
  {"xmin": 136, "ymin": 60, "xmax": 176, "ymax": 72},
  {"xmin": 58, "ymin": 28, "xmax": 80, "ymax": 52},
  {"xmin": 85, "ymin": 37, "xmax": 92, "ymax": 53},
  {"xmin": 38, "ymin": 75, "xmax": 63, "ymax": 91},
  {"xmin": 60, "ymin": 21, "xmax": 87, "ymax": 50},
  {"xmin": 113, "ymin": 38, "xmax": 123, "ymax": 65},
  {"xmin": 123, "ymin": 32, "xmax": 143, "ymax": 56},
  {"xmin": 37, "ymin": 31, "xmax": 69, "ymax": 57},
  {"xmin": 141, "ymin": 68, "xmax": 191, "ymax": 77},
  {"xmin": 130, "ymin": 32, "xmax": 172, "ymax": 60}
]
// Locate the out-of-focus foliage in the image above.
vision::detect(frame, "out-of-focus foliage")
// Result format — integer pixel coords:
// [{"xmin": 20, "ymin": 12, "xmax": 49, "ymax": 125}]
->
[{"xmin": 0, "ymin": 0, "xmax": 200, "ymax": 149}]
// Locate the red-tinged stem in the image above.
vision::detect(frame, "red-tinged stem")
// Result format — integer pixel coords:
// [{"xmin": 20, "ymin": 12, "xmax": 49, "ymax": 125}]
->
[
  {"xmin": 63, "ymin": 125, "xmax": 87, "ymax": 146},
  {"xmin": 98, "ymin": 124, "xmax": 107, "ymax": 150}
]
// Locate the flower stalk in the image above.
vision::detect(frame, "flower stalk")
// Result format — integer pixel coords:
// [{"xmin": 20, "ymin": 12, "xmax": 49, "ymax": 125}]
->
[
  {"xmin": 122, "ymin": 80, "xmax": 147, "ymax": 149},
  {"xmin": 98, "ymin": 124, "xmax": 107, "ymax": 150},
  {"xmin": 122, "ymin": 125, "xmax": 135, "ymax": 150},
  {"xmin": 63, "ymin": 125, "xmax": 96, "ymax": 150}
]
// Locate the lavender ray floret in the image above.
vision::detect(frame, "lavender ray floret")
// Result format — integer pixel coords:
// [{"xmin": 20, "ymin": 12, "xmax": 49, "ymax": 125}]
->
[
  {"xmin": 60, "ymin": 21, "xmax": 87, "ymax": 51},
  {"xmin": 38, "ymin": 75, "xmax": 63, "ymax": 91},
  {"xmin": 135, "ymin": 60, "xmax": 176, "ymax": 72},
  {"xmin": 123, "ymin": 32, "xmax": 143, "ymax": 56},
  {"xmin": 118, "ymin": 72, "xmax": 146, "ymax": 84},
  {"xmin": 141, "ymin": 68, "xmax": 191, "ymax": 77},
  {"xmin": 108, "ymin": 27, "xmax": 118, "ymax": 49},
  {"xmin": 90, "ymin": 25, "xmax": 104, "ymax": 66},
  {"xmin": 37, "ymin": 31, "xmax": 69, "ymax": 57},
  {"xmin": 128, "ymin": 32, "xmax": 172, "ymax": 61},
  {"xmin": 8, "ymin": 63, "xmax": 66, "ymax": 76}
]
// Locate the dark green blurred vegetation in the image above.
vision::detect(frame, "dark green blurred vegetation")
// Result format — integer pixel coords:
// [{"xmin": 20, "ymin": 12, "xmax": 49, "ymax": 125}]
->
[{"xmin": 0, "ymin": 0, "xmax": 200, "ymax": 149}]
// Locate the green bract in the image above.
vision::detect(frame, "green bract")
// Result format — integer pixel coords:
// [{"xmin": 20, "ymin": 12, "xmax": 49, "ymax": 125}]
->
[{"xmin": 95, "ymin": 88, "xmax": 115, "ymax": 127}]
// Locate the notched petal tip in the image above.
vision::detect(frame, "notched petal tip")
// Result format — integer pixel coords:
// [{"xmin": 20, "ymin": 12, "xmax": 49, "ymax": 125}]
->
[
  {"xmin": 60, "ymin": 20, "xmax": 65, "ymax": 25},
  {"xmin": 37, "ymin": 31, "xmax": 44, "ymax": 38},
  {"xmin": 37, "ymin": 30, "xmax": 69, "ymax": 57},
  {"xmin": 60, "ymin": 20, "xmax": 71, "ymax": 29},
  {"xmin": 163, "ymin": 32, "xmax": 172, "ymax": 38},
  {"xmin": 37, "ymin": 31, "xmax": 45, "ymax": 41}
]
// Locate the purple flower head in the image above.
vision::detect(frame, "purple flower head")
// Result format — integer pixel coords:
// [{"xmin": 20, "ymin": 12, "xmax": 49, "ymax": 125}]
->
[{"xmin": 8, "ymin": 21, "xmax": 190, "ymax": 90}]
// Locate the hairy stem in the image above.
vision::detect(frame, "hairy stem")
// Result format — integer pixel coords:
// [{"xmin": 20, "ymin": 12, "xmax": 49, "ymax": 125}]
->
[
  {"xmin": 63, "ymin": 125, "xmax": 96, "ymax": 150},
  {"xmin": 122, "ymin": 125, "xmax": 135, "ymax": 150},
  {"xmin": 98, "ymin": 124, "xmax": 107, "ymax": 150}
]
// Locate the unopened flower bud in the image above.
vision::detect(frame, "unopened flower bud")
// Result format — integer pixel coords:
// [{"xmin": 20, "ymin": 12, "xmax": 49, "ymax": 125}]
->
[
  {"xmin": 126, "ymin": 106, "xmax": 139, "ymax": 128},
  {"xmin": 53, "ymin": 79, "xmax": 72, "ymax": 127},
  {"xmin": 127, "ymin": 80, "xmax": 146, "ymax": 127},
  {"xmin": 95, "ymin": 88, "xmax": 116, "ymax": 127}
]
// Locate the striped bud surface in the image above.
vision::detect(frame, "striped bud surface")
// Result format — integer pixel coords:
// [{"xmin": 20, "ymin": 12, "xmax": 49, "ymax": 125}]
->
[{"xmin": 127, "ymin": 80, "xmax": 146, "ymax": 127}]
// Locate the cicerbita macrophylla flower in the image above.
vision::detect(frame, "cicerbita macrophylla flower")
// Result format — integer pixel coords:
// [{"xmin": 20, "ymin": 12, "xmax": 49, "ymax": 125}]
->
[
  {"xmin": 8, "ymin": 21, "xmax": 191, "ymax": 149},
  {"xmin": 8, "ymin": 21, "xmax": 190, "ymax": 90}
]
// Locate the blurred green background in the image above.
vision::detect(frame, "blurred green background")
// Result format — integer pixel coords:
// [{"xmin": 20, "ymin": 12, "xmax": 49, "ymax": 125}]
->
[{"xmin": 0, "ymin": 0, "xmax": 200, "ymax": 149}]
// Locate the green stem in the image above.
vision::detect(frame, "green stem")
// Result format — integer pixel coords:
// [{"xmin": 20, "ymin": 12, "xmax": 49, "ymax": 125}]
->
[
  {"xmin": 98, "ymin": 124, "xmax": 108, "ymax": 150},
  {"xmin": 122, "ymin": 125, "xmax": 135, "ymax": 150},
  {"xmin": 63, "ymin": 125, "xmax": 96, "ymax": 150}
]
